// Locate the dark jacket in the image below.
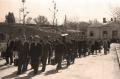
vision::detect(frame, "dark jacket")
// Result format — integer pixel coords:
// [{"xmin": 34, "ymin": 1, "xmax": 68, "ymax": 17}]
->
[
  {"xmin": 5, "ymin": 40, "xmax": 14, "ymax": 57},
  {"xmin": 22, "ymin": 41, "xmax": 29, "ymax": 58},
  {"xmin": 55, "ymin": 42, "xmax": 65, "ymax": 58}
]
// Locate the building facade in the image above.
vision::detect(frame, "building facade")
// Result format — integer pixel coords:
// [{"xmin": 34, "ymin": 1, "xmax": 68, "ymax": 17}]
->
[{"xmin": 87, "ymin": 22, "xmax": 120, "ymax": 41}]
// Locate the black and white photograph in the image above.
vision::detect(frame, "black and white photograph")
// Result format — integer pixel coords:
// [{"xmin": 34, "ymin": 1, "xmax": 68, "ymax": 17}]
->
[{"xmin": 0, "ymin": 0, "xmax": 120, "ymax": 79}]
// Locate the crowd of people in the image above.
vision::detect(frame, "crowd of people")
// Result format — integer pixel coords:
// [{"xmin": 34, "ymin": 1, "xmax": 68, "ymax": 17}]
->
[{"xmin": 0, "ymin": 34, "xmax": 111, "ymax": 75}]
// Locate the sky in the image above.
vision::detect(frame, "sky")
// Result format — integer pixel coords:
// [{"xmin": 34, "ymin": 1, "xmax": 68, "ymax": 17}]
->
[{"xmin": 0, "ymin": 0, "xmax": 120, "ymax": 24}]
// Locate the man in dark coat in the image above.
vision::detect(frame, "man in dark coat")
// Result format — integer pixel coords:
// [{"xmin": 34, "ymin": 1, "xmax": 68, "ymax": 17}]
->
[
  {"xmin": 17, "ymin": 40, "xmax": 29, "ymax": 75},
  {"xmin": 47, "ymin": 41, "xmax": 53, "ymax": 65},
  {"xmin": 22, "ymin": 41, "xmax": 29, "ymax": 72},
  {"xmin": 41, "ymin": 41, "xmax": 50, "ymax": 72},
  {"xmin": 78, "ymin": 40, "xmax": 83, "ymax": 58},
  {"xmin": 69, "ymin": 41, "xmax": 76, "ymax": 64},
  {"xmin": 71, "ymin": 40, "xmax": 78, "ymax": 58},
  {"xmin": 5, "ymin": 40, "xmax": 14, "ymax": 65},
  {"xmin": 29, "ymin": 42, "xmax": 35, "ymax": 68},
  {"xmin": 82, "ymin": 40, "xmax": 87, "ymax": 57},
  {"xmin": 90, "ymin": 41, "xmax": 95, "ymax": 55},
  {"xmin": 94, "ymin": 41, "xmax": 99, "ymax": 54},
  {"xmin": 16, "ymin": 39, "xmax": 24, "ymax": 75},
  {"xmin": 55, "ymin": 40, "xmax": 65, "ymax": 71},
  {"xmin": 65, "ymin": 40, "xmax": 75, "ymax": 66},
  {"xmin": 29, "ymin": 41, "xmax": 41, "ymax": 75},
  {"xmin": 64, "ymin": 41, "xmax": 71, "ymax": 67},
  {"xmin": 107, "ymin": 40, "xmax": 111, "ymax": 53},
  {"xmin": 103, "ymin": 40, "xmax": 109, "ymax": 55}
]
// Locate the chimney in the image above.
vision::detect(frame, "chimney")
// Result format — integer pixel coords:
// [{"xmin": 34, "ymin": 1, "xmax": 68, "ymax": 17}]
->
[
  {"xmin": 103, "ymin": 18, "xmax": 107, "ymax": 23},
  {"xmin": 114, "ymin": 18, "xmax": 117, "ymax": 22},
  {"xmin": 111, "ymin": 18, "xmax": 113, "ymax": 21}
]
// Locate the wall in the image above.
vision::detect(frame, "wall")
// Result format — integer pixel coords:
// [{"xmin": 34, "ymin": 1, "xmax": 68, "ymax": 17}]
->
[{"xmin": 87, "ymin": 23, "xmax": 120, "ymax": 40}]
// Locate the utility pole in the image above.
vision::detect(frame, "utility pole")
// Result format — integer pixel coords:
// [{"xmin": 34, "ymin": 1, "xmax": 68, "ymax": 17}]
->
[
  {"xmin": 52, "ymin": 0, "xmax": 58, "ymax": 27},
  {"xmin": 21, "ymin": 0, "xmax": 29, "ymax": 25},
  {"xmin": 19, "ymin": 9, "xmax": 21, "ymax": 23},
  {"xmin": 22, "ymin": 0, "xmax": 25, "ymax": 25},
  {"xmin": 19, "ymin": 0, "xmax": 29, "ymax": 37},
  {"xmin": 64, "ymin": 14, "xmax": 67, "ymax": 32},
  {"xmin": 49, "ymin": 0, "xmax": 58, "ymax": 33}
]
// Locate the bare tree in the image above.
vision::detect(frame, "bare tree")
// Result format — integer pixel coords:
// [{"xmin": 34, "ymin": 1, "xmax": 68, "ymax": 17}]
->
[
  {"xmin": 65, "ymin": 20, "xmax": 78, "ymax": 30},
  {"xmin": 5, "ymin": 12, "xmax": 16, "ymax": 23},
  {"xmin": 111, "ymin": 7, "xmax": 120, "ymax": 21},
  {"xmin": 34, "ymin": 15, "xmax": 49, "ymax": 25},
  {"xmin": 78, "ymin": 22, "xmax": 90, "ymax": 31},
  {"xmin": 26, "ymin": 17, "xmax": 32, "ymax": 24},
  {"xmin": 88, "ymin": 19, "xmax": 100, "ymax": 24}
]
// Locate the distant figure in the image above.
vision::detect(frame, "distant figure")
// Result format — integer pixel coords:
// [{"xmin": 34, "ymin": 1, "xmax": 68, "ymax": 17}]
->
[
  {"xmin": 82, "ymin": 40, "xmax": 87, "ymax": 57},
  {"xmin": 103, "ymin": 40, "xmax": 109, "ymax": 55},
  {"xmin": 78, "ymin": 40, "xmax": 83, "ymax": 57},
  {"xmin": 94, "ymin": 41, "xmax": 99, "ymax": 54},
  {"xmin": 98, "ymin": 40, "xmax": 103, "ymax": 53},
  {"xmin": 107, "ymin": 40, "xmax": 111, "ymax": 53}
]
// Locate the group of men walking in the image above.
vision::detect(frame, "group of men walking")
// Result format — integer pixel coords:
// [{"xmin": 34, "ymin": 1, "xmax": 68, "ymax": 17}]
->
[{"xmin": 1, "ymin": 35, "xmax": 111, "ymax": 75}]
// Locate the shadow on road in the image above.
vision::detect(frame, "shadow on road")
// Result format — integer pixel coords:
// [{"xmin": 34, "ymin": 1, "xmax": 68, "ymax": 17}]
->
[
  {"xmin": 1, "ymin": 70, "xmax": 40, "ymax": 79},
  {"xmin": 44, "ymin": 69, "xmax": 58, "ymax": 75},
  {"xmin": 2, "ymin": 71, "xmax": 17, "ymax": 79},
  {"xmin": 0, "ymin": 65, "xmax": 13, "ymax": 71},
  {"xmin": 61, "ymin": 66, "xmax": 68, "ymax": 70},
  {"xmin": 15, "ymin": 69, "xmax": 43, "ymax": 79},
  {"xmin": 44, "ymin": 66, "xmax": 68, "ymax": 76},
  {"xmin": 15, "ymin": 76, "xmax": 31, "ymax": 79},
  {"xmin": 2, "ymin": 69, "xmax": 44, "ymax": 79},
  {"xmin": 15, "ymin": 71, "xmax": 33, "ymax": 79},
  {"xmin": 0, "ymin": 64, "xmax": 6, "ymax": 67}
]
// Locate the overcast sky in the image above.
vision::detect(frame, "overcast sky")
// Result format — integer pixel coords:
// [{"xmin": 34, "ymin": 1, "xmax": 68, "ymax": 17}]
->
[{"xmin": 0, "ymin": 0, "xmax": 120, "ymax": 24}]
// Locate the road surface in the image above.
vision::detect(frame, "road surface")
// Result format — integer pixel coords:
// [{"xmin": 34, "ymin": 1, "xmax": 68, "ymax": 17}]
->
[{"xmin": 0, "ymin": 43, "xmax": 120, "ymax": 79}]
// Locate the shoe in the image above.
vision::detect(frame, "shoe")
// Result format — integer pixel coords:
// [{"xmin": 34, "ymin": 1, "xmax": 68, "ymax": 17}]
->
[
  {"xmin": 4, "ymin": 63, "xmax": 8, "ymax": 65},
  {"xmin": 17, "ymin": 72, "xmax": 21, "ymax": 75},
  {"xmin": 33, "ymin": 71, "xmax": 38, "ymax": 75},
  {"xmin": 55, "ymin": 69, "xmax": 58, "ymax": 73},
  {"xmin": 22, "ymin": 70, "xmax": 26, "ymax": 73},
  {"xmin": 10, "ymin": 63, "xmax": 12, "ymax": 65},
  {"xmin": 41, "ymin": 69, "xmax": 45, "ymax": 72}
]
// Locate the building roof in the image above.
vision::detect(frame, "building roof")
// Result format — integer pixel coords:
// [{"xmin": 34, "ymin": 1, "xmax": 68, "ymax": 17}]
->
[
  {"xmin": 88, "ymin": 23, "xmax": 103, "ymax": 28},
  {"xmin": 67, "ymin": 30, "xmax": 83, "ymax": 33},
  {"xmin": 88, "ymin": 21, "xmax": 120, "ymax": 28},
  {"xmin": 105, "ymin": 21, "xmax": 120, "ymax": 27}
]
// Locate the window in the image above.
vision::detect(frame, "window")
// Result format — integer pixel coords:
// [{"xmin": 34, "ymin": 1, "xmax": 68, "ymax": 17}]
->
[
  {"xmin": 0, "ymin": 33, "xmax": 6, "ymax": 40},
  {"xmin": 82, "ymin": 32, "xmax": 85, "ymax": 35},
  {"xmin": 103, "ymin": 31, "xmax": 107, "ymax": 35},
  {"xmin": 112, "ymin": 30, "xmax": 118, "ymax": 38},
  {"xmin": 112, "ymin": 31, "xmax": 117, "ymax": 36},
  {"xmin": 89, "ymin": 31, "xmax": 94, "ymax": 37},
  {"xmin": 103, "ymin": 31, "xmax": 108, "ymax": 38}
]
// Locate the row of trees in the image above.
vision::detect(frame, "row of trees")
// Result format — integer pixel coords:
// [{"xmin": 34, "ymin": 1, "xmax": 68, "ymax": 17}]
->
[
  {"xmin": 25, "ymin": 16, "xmax": 50, "ymax": 25},
  {"xmin": 5, "ymin": 12, "xmax": 50, "ymax": 25},
  {"xmin": 5, "ymin": 12, "xmax": 90, "ymax": 30},
  {"xmin": 5, "ymin": 6, "xmax": 120, "ymax": 25},
  {"xmin": 5, "ymin": 12, "xmax": 16, "ymax": 23}
]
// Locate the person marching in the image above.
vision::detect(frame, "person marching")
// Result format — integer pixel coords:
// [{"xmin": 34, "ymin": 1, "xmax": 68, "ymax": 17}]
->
[
  {"xmin": 17, "ymin": 35, "xmax": 29, "ymax": 75},
  {"xmin": 29, "ymin": 36, "xmax": 42, "ymax": 75},
  {"xmin": 103, "ymin": 39, "xmax": 109, "ymax": 55},
  {"xmin": 41, "ymin": 37, "xmax": 51, "ymax": 72},
  {"xmin": 4, "ymin": 39, "xmax": 14, "ymax": 65}
]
